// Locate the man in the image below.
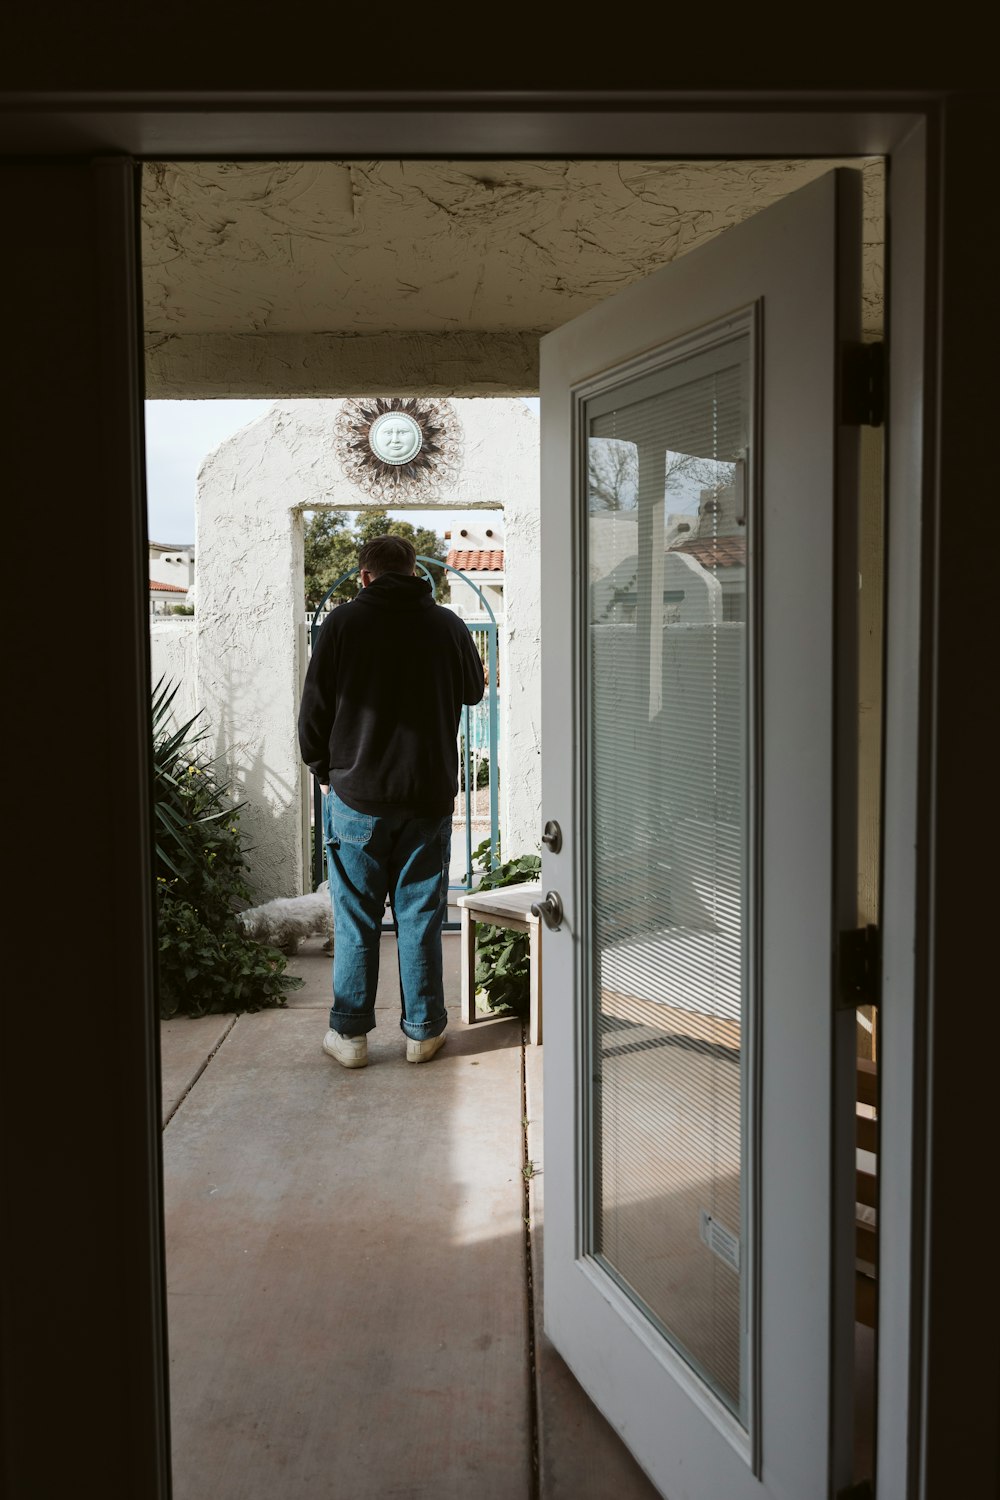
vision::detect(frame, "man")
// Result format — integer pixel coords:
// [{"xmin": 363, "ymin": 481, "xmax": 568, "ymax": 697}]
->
[{"xmin": 298, "ymin": 534, "xmax": 486, "ymax": 1067}]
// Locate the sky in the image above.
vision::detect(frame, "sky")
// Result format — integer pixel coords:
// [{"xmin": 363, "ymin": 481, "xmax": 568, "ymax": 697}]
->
[{"xmin": 144, "ymin": 397, "xmax": 541, "ymax": 545}]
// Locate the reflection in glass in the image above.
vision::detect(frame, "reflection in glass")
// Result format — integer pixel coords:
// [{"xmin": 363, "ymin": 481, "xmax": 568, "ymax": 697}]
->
[{"xmin": 586, "ymin": 336, "xmax": 750, "ymax": 1418}]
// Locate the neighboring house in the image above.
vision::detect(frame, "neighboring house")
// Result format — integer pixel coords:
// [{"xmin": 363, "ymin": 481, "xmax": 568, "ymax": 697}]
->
[
  {"xmin": 444, "ymin": 540, "xmax": 505, "ymax": 620},
  {"xmin": 442, "ymin": 523, "xmax": 505, "ymax": 619},
  {"xmin": 149, "ymin": 540, "xmax": 195, "ymax": 614},
  {"xmin": 673, "ymin": 533, "xmax": 745, "ymax": 621},
  {"xmin": 672, "ymin": 480, "xmax": 745, "ymax": 620},
  {"xmin": 149, "ymin": 577, "xmax": 190, "ymax": 614},
  {"xmin": 590, "ymin": 483, "xmax": 746, "ymax": 625}
]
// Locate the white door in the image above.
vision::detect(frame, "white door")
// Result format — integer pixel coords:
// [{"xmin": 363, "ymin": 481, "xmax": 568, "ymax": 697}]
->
[{"xmin": 539, "ymin": 170, "xmax": 863, "ymax": 1498}]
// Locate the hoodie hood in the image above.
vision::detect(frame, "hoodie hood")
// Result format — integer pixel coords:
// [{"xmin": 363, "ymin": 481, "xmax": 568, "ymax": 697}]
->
[{"xmin": 356, "ymin": 573, "xmax": 434, "ymax": 612}]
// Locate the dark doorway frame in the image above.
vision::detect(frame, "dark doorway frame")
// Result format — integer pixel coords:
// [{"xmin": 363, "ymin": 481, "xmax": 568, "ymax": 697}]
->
[{"xmin": 3, "ymin": 88, "xmax": 995, "ymax": 1500}]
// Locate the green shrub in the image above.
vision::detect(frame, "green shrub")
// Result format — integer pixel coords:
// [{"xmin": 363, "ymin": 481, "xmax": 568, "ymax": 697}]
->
[
  {"xmin": 152, "ymin": 679, "xmax": 302, "ymax": 1019},
  {"xmin": 458, "ymin": 749, "xmax": 491, "ymax": 791},
  {"xmin": 470, "ymin": 838, "xmax": 541, "ymax": 1021}
]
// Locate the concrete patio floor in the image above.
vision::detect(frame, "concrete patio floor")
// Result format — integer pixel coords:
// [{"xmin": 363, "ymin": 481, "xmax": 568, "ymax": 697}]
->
[{"xmin": 160, "ymin": 932, "xmax": 660, "ymax": 1500}]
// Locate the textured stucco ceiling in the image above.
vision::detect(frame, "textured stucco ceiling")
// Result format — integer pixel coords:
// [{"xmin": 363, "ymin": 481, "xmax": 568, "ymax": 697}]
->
[{"xmin": 142, "ymin": 158, "xmax": 883, "ymax": 395}]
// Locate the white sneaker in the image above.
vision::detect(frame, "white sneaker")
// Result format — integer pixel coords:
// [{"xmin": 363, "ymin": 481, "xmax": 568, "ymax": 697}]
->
[
  {"xmin": 323, "ymin": 1030, "xmax": 368, "ymax": 1068},
  {"xmin": 406, "ymin": 1033, "xmax": 447, "ymax": 1065}
]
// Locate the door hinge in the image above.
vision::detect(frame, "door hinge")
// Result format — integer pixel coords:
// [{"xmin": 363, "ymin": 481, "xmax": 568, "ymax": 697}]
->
[
  {"xmin": 842, "ymin": 341, "xmax": 885, "ymax": 427},
  {"xmin": 837, "ymin": 924, "xmax": 881, "ymax": 1009}
]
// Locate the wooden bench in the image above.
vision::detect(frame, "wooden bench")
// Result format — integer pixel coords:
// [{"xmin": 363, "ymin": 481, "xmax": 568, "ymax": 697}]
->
[{"xmin": 456, "ymin": 884, "xmax": 543, "ymax": 1045}]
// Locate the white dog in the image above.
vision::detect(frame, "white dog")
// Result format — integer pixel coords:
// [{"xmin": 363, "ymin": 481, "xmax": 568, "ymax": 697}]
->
[{"xmin": 237, "ymin": 884, "xmax": 334, "ymax": 954}]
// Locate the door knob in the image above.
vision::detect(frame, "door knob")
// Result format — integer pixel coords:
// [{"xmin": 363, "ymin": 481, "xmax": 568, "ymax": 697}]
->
[{"xmin": 531, "ymin": 890, "xmax": 564, "ymax": 931}]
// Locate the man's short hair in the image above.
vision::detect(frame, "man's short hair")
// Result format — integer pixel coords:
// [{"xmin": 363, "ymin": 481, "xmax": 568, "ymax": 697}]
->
[{"xmin": 358, "ymin": 534, "xmax": 417, "ymax": 579}]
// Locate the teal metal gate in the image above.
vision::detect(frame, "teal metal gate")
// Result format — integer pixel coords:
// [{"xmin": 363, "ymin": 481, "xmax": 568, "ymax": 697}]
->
[{"xmin": 308, "ymin": 556, "xmax": 500, "ymax": 928}]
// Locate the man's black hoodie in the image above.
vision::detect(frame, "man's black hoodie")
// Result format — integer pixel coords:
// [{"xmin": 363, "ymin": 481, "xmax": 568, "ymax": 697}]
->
[{"xmin": 297, "ymin": 572, "xmax": 487, "ymax": 817}]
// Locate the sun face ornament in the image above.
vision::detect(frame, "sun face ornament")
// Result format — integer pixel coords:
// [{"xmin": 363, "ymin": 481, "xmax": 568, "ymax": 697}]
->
[
  {"xmin": 334, "ymin": 397, "xmax": 462, "ymax": 501},
  {"xmin": 369, "ymin": 412, "xmax": 423, "ymax": 464}
]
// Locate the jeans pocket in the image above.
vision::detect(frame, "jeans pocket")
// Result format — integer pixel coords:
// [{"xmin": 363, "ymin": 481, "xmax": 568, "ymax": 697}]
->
[{"xmin": 332, "ymin": 793, "xmax": 375, "ymax": 847}]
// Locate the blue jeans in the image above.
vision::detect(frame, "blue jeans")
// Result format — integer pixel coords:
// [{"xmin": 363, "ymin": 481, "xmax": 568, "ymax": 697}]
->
[{"xmin": 323, "ymin": 789, "xmax": 451, "ymax": 1041}]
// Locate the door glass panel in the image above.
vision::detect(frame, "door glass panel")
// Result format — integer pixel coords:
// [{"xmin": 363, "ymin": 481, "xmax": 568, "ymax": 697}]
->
[{"xmin": 585, "ymin": 328, "xmax": 751, "ymax": 1422}]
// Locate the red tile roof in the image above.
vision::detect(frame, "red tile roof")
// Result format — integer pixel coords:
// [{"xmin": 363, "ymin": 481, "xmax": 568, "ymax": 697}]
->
[
  {"xmin": 446, "ymin": 549, "xmax": 505, "ymax": 573},
  {"xmin": 671, "ymin": 536, "xmax": 745, "ymax": 569},
  {"xmin": 149, "ymin": 578, "xmax": 189, "ymax": 593}
]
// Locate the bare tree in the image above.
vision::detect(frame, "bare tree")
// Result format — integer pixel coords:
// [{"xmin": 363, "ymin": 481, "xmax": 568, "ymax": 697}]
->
[
  {"xmin": 588, "ymin": 438, "xmax": 639, "ymax": 511},
  {"xmin": 587, "ymin": 437, "xmax": 730, "ymax": 513}
]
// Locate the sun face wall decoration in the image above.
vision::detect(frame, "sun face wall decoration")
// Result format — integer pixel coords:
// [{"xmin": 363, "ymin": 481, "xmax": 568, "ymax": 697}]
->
[{"xmin": 333, "ymin": 397, "xmax": 463, "ymax": 502}]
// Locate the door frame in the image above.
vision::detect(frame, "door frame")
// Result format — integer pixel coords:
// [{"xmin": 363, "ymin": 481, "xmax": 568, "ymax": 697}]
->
[{"xmin": 4, "ymin": 90, "xmax": 993, "ymax": 1499}]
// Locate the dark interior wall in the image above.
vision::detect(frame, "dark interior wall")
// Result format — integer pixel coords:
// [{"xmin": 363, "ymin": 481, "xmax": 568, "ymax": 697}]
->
[
  {"xmin": 1, "ymin": 43, "xmax": 997, "ymax": 1500},
  {"xmin": 1, "ymin": 160, "xmax": 170, "ymax": 1498},
  {"xmin": 0, "ymin": 11, "xmax": 992, "ymax": 93},
  {"xmin": 916, "ymin": 91, "xmax": 1000, "ymax": 1497}
]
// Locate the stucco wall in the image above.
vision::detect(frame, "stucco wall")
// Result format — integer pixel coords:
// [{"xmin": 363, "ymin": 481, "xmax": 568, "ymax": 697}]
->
[
  {"xmin": 149, "ymin": 619, "xmax": 199, "ymax": 729},
  {"xmin": 195, "ymin": 398, "xmax": 540, "ymax": 901}
]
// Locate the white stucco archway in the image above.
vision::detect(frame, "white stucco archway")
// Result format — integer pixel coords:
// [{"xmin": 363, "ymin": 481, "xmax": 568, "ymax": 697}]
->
[{"xmin": 194, "ymin": 398, "xmax": 540, "ymax": 901}]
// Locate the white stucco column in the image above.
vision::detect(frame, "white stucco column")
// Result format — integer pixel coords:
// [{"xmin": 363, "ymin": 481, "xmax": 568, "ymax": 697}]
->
[
  {"xmin": 195, "ymin": 398, "xmax": 540, "ymax": 903},
  {"xmin": 195, "ymin": 408, "xmax": 309, "ymax": 901}
]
